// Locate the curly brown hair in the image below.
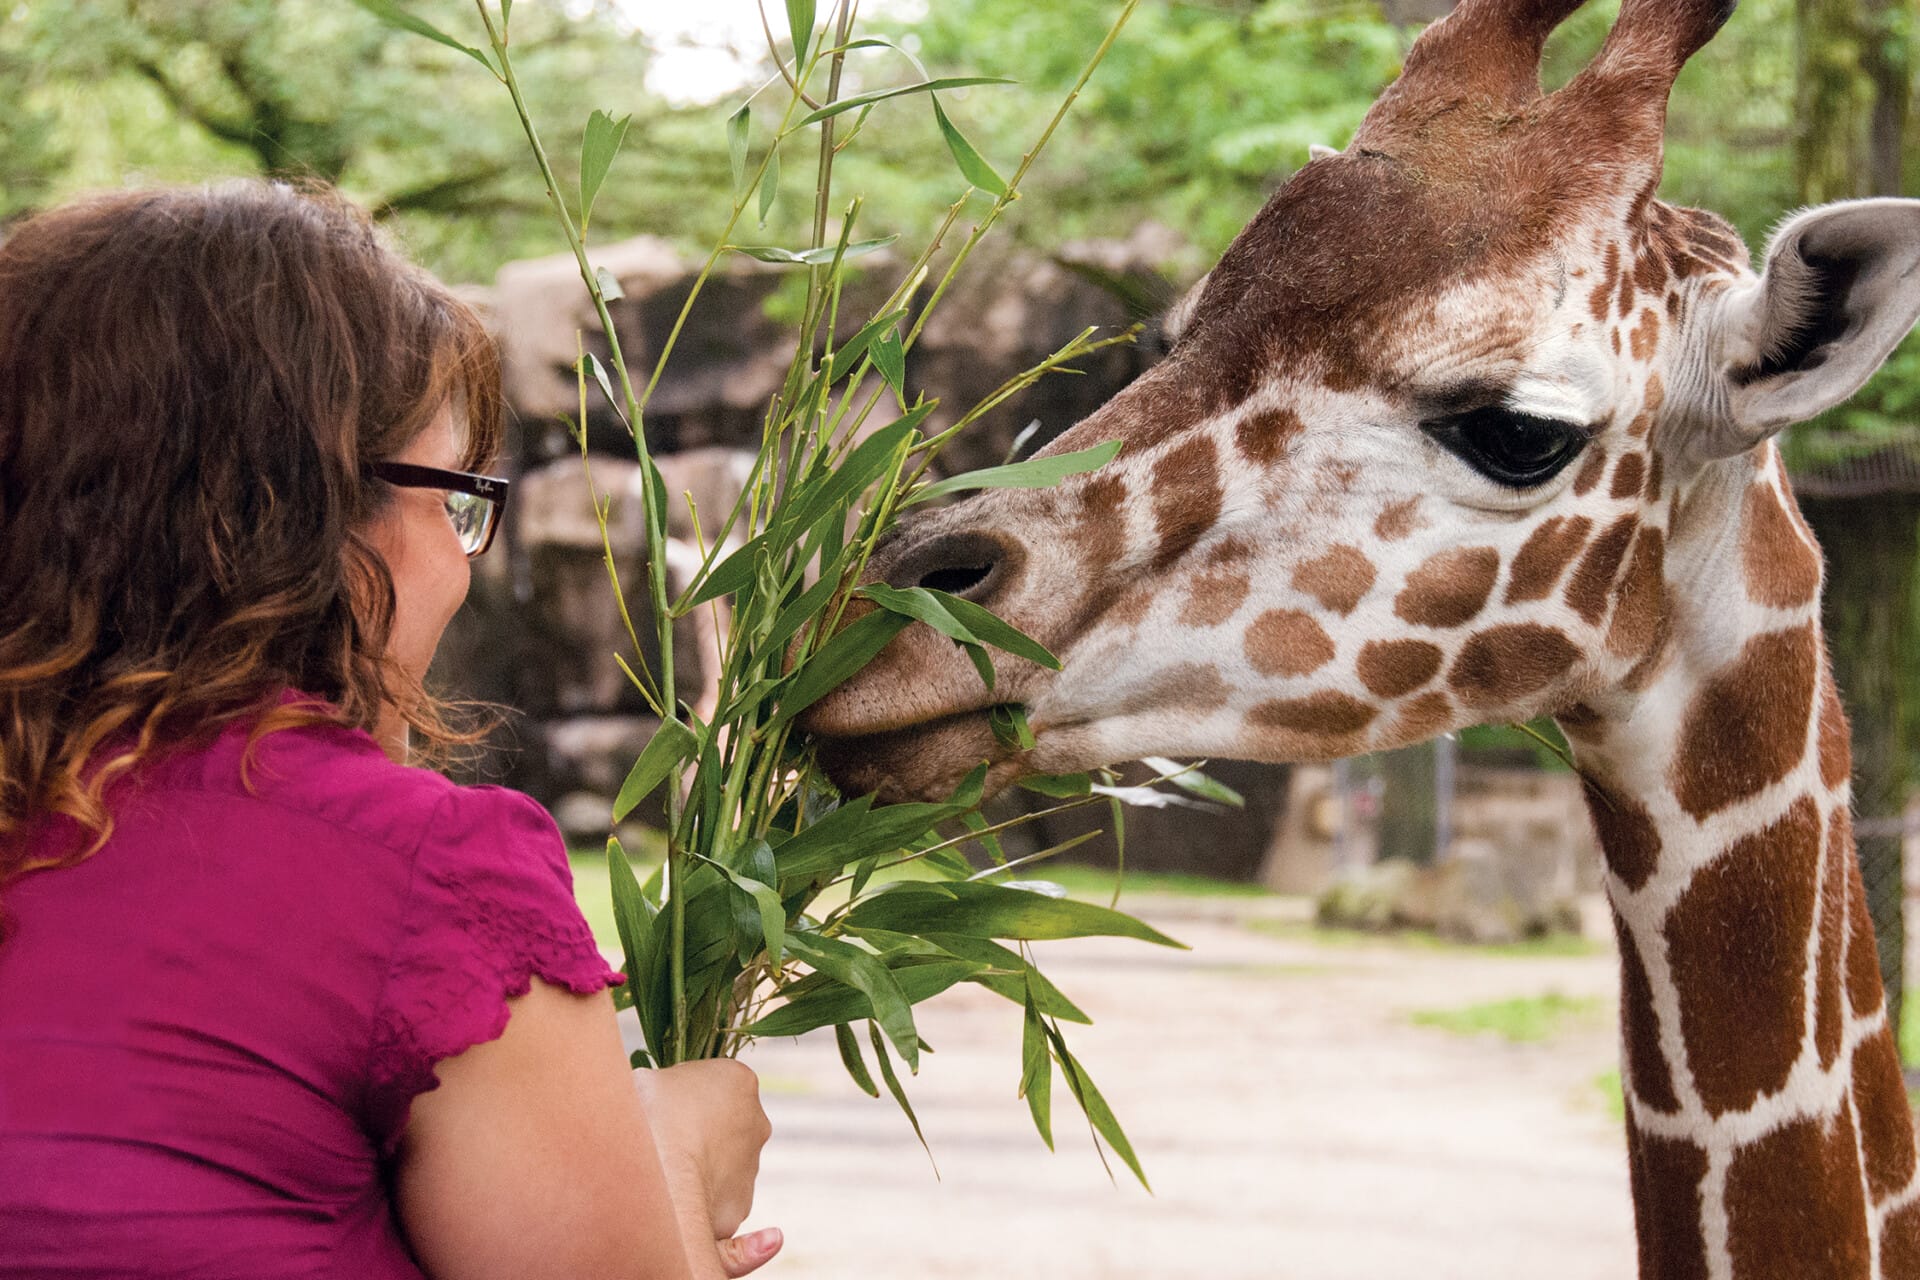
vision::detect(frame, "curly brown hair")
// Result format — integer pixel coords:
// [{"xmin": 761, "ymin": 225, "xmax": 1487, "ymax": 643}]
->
[{"xmin": 0, "ymin": 181, "xmax": 504, "ymax": 878}]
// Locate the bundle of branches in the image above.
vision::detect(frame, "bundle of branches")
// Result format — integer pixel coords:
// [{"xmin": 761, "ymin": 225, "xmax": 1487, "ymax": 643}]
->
[{"xmin": 361, "ymin": 0, "xmax": 1234, "ymax": 1184}]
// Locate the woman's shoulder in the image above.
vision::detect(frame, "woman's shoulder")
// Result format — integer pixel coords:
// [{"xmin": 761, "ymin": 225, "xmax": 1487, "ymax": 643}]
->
[{"xmin": 159, "ymin": 697, "xmax": 508, "ymax": 861}]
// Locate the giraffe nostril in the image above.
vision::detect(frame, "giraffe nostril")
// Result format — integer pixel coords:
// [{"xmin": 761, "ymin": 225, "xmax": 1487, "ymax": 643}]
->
[
  {"xmin": 886, "ymin": 530, "xmax": 1019, "ymax": 602},
  {"xmin": 918, "ymin": 563, "xmax": 996, "ymax": 596}
]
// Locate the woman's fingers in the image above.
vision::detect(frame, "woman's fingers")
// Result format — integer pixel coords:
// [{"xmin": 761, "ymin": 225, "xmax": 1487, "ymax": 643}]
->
[{"xmin": 716, "ymin": 1226, "xmax": 784, "ymax": 1277}]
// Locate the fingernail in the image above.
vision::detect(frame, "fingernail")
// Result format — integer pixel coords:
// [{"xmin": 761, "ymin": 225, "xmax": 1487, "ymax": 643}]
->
[{"xmin": 745, "ymin": 1227, "xmax": 783, "ymax": 1260}]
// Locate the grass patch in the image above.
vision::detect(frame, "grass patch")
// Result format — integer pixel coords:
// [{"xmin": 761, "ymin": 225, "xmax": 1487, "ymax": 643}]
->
[
  {"xmin": 1407, "ymin": 991, "xmax": 1608, "ymax": 1044},
  {"xmin": 1248, "ymin": 918, "xmax": 1603, "ymax": 959}
]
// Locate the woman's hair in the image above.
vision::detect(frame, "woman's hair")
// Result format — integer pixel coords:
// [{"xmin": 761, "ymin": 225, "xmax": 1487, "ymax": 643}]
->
[{"xmin": 0, "ymin": 180, "xmax": 504, "ymax": 872}]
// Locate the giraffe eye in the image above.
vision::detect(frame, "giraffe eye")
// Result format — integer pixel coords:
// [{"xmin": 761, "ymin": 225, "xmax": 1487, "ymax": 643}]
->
[{"xmin": 1423, "ymin": 407, "xmax": 1592, "ymax": 489}]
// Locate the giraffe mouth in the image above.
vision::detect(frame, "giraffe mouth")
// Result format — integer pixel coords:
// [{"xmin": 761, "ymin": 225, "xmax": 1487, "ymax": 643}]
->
[{"xmin": 809, "ymin": 705, "xmax": 1034, "ymax": 805}]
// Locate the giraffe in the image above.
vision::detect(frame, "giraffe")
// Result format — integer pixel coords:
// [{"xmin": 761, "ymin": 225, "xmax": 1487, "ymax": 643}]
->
[{"xmin": 799, "ymin": 0, "xmax": 1920, "ymax": 1274}]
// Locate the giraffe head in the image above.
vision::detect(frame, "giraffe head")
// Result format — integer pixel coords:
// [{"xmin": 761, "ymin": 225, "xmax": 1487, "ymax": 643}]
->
[{"xmin": 804, "ymin": 0, "xmax": 1920, "ymax": 802}]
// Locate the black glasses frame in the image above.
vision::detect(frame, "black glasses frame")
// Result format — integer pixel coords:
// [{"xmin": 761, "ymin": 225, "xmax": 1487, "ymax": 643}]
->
[{"xmin": 366, "ymin": 461, "xmax": 511, "ymax": 558}]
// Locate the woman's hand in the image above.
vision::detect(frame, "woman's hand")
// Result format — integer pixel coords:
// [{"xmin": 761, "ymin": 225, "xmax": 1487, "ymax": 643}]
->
[{"xmin": 635, "ymin": 1060, "xmax": 779, "ymax": 1277}]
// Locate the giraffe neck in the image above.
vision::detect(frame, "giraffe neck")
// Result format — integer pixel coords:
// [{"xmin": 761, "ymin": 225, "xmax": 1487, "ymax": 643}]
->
[{"xmin": 1561, "ymin": 453, "xmax": 1920, "ymax": 1279}]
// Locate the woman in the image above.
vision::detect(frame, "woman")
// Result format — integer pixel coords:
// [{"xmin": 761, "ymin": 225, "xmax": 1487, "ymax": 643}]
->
[{"xmin": 0, "ymin": 182, "xmax": 779, "ymax": 1279}]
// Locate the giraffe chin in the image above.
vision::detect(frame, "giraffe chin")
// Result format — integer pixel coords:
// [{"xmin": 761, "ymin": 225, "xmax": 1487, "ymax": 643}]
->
[{"xmin": 810, "ymin": 712, "xmax": 1030, "ymax": 806}]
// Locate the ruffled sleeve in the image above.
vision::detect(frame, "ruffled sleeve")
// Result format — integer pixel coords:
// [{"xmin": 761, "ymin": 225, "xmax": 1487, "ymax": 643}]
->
[{"xmin": 364, "ymin": 785, "xmax": 623, "ymax": 1157}]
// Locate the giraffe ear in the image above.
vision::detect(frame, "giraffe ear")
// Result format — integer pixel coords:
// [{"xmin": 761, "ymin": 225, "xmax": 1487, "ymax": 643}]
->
[{"xmin": 1703, "ymin": 198, "xmax": 1920, "ymax": 458}]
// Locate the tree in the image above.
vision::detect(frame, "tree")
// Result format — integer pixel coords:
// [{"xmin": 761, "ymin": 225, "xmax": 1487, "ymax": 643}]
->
[{"xmin": 0, "ymin": 0, "xmax": 729, "ymax": 282}]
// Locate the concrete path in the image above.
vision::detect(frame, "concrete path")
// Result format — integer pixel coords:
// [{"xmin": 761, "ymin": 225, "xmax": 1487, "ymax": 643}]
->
[{"xmin": 720, "ymin": 897, "xmax": 1635, "ymax": 1279}]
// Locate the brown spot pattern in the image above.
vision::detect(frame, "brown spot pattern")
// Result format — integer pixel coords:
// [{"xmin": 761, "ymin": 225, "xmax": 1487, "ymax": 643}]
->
[
  {"xmin": 1235, "ymin": 405, "xmax": 1303, "ymax": 467},
  {"xmin": 1591, "ymin": 243, "xmax": 1621, "ymax": 322},
  {"xmin": 1743, "ymin": 483, "xmax": 1822, "ymax": 608},
  {"xmin": 1725, "ymin": 1104, "xmax": 1871, "ymax": 1280},
  {"xmin": 1292, "ymin": 545, "xmax": 1376, "ymax": 616},
  {"xmin": 1610, "ymin": 453, "xmax": 1647, "ymax": 501},
  {"xmin": 1671, "ymin": 626, "xmax": 1818, "ymax": 819},
  {"xmin": 1395, "ymin": 547, "xmax": 1500, "ymax": 628},
  {"xmin": 1665, "ymin": 798, "xmax": 1820, "ymax": 1115},
  {"xmin": 1644, "ymin": 374, "xmax": 1666, "ymax": 417},
  {"xmin": 1374, "ymin": 498, "xmax": 1422, "ymax": 542},
  {"xmin": 1392, "ymin": 692, "xmax": 1453, "ymax": 742},
  {"xmin": 1565, "ymin": 513, "xmax": 1638, "ymax": 625},
  {"xmin": 1447, "ymin": 624, "xmax": 1582, "ymax": 711},
  {"xmin": 1816, "ymin": 807, "xmax": 1848, "ymax": 1070},
  {"xmin": 1357, "ymin": 640, "xmax": 1443, "ymax": 700},
  {"xmin": 1851, "ymin": 1027, "xmax": 1915, "ymax": 1202},
  {"xmin": 1615, "ymin": 920, "xmax": 1680, "ymax": 1112},
  {"xmin": 1625, "ymin": 1117, "xmax": 1709, "ymax": 1280},
  {"xmin": 1884, "ymin": 1203, "xmax": 1920, "ymax": 1278},
  {"xmin": 1629, "ymin": 307, "xmax": 1662, "ymax": 360},
  {"xmin": 1151, "ymin": 436, "xmax": 1224, "ymax": 570},
  {"xmin": 1845, "ymin": 827, "xmax": 1882, "ymax": 1018},
  {"xmin": 1818, "ymin": 678, "xmax": 1850, "ymax": 790},
  {"xmin": 1506, "ymin": 515, "xmax": 1592, "ymax": 604},
  {"xmin": 1607, "ymin": 528, "xmax": 1668, "ymax": 661},
  {"xmin": 1180, "ymin": 567, "xmax": 1251, "ymax": 628},
  {"xmin": 1585, "ymin": 782, "xmax": 1661, "ymax": 892},
  {"xmin": 1572, "ymin": 448, "xmax": 1609, "ymax": 496},
  {"xmin": 1245, "ymin": 610, "xmax": 1336, "ymax": 678},
  {"xmin": 1248, "ymin": 692, "xmax": 1378, "ymax": 738}
]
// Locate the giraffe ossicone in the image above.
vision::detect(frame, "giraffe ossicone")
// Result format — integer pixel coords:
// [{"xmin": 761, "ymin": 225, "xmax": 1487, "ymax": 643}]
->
[{"xmin": 802, "ymin": 0, "xmax": 1920, "ymax": 1273}]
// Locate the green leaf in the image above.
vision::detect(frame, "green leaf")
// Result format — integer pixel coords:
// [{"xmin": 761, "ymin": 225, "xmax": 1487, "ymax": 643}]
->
[
  {"xmin": 923, "ymin": 934, "xmax": 1091, "ymax": 1023},
  {"xmin": 835, "ymin": 1022, "xmax": 879, "ymax": 1097},
  {"xmin": 772, "ymin": 792, "xmax": 964, "ymax": 882},
  {"xmin": 1142, "ymin": 758, "xmax": 1246, "ymax": 808},
  {"xmin": 857, "ymin": 583, "xmax": 983, "ymax": 646},
  {"xmin": 687, "ymin": 533, "xmax": 769, "ymax": 608},
  {"xmin": 871, "ymin": 332, "xmax": 906, "ymax": 404},
  {"xmin": 1052, "ymin": 1029, "xmax": 1149, "ymax": 1190},
  {"xmin": 729, "ymin": 236, "xmax": 898, "ymax": 267},
  {"xmin": 870, "ymin": 1022, "xmax": 936, "ymax": 1172},
  {"xmin": 350, "ymin": 0, "xmax": 496, "ymax": 73},
  {"xmin": 593, "ymin": 266, "xmax": 623, "ymax": 302},
  {"xmin": 727, "ymin": 104, "xmax": 751, "ymax": 196},
  {"xmin": 906, "ymin": 439, "xmax": 1123, "ymax": 507},
  {"xmin": 763, "ymin": 568, "xmax": 845, "ymax": 654},
  {"xmin": 773, "ymin": 608, "xmax": 912, "ymax": 725},
  {"xmin": 843, "ymin": 881, "xmax": 1186, "ymax": 948},
  {"xmin": 798, "ymin": 77, "xmax": 1016, "ymax": 126},
  {"xmin": 759, "ymin": 145, "xmax": 780, "ymax": 225},
  {"xmin": 931, "ymin": 95, "xmax": 1007, "ymax": 196},
  {"xmin": 579, "ymin": 109, "xmax": 632, "ymax": 230},
  {"xmin": 764, "ymin": 410, "xmax": 925, "ymax": 557},
  {"xmin": 1018, "ymin": 772, "xmax": 1093, "ymax": 799},
  {"xmin": 608, "ymin": 837, "xmax": 664, "ymax": 1066},
  {"xmin": 726, "ymin": 869, "xmax": 786, "ymax": 968},
  {"xmin": 935, "ymin": 594, "xmax": 1061, "ymax": 669},
  {"xmin": 578, "ymin": 353, "xmax": 623, "ymax": 417},
  {"xmin": 613, "ymin": 718, "xmax": 698, "ymax": 822},
  {"xmin": 826, "ymin": 308, "xmax": 909, "ymax": 384},
  {"xmin": 785, "ymin": 0, "xmax": 816, "ymax": 64},
  {"xmin": 744, "ymin": 960, "xmax": 980, "ymax": 1038},
  {"xmin": 1021, "ymin": 980, "xmax": 1054, "ymax": 1149},
  {"xmin": 988, "ymin": 703, "xmax": 1036, "ymax": 752},
  {"xmin": 783, "ymin": 932, "xmax": 919, "ymax": 1069}
]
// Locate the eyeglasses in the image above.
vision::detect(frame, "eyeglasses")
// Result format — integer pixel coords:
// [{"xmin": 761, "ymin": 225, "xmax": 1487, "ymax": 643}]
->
[{"xmin": 366, "ymin": 462, "xmax": 510, "ymax": 558}]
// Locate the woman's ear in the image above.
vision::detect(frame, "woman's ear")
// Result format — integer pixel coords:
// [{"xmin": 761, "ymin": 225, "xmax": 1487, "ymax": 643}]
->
[{"xmin": 1695, "ymin": 198, "xmax": 1920, "ymax": 460}]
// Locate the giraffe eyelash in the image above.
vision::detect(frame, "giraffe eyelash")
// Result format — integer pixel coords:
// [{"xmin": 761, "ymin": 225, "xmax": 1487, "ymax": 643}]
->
[{"xmin": 1420, "ymin": 406, "xmax": 1596, "ymax": 490}]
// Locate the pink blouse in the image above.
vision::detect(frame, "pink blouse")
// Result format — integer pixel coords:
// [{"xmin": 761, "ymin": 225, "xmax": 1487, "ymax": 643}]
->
[{"xmin": 0, "ymin": 700, "xmax": 622, "ymax": 1278}]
